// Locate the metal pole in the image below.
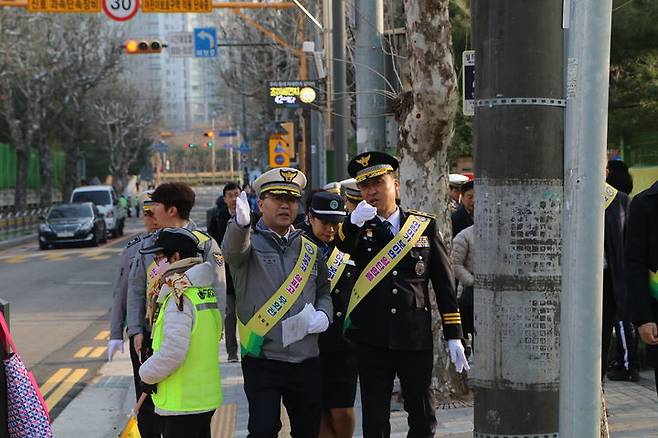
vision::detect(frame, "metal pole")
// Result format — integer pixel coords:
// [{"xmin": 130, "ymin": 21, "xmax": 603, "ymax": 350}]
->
[
  {"xmin": 355, "ymin": 0, "xmax": 386, "ymax": 153},
  {"xmin": 322, "ymin": 0, "xmax": 334, "ymax": 181},
  {"xmin": 560, "ymin": 0, "xmax": 613, "ymax": 436},
  {"xmin": 472, "ymin": 0, "xmax": 564, "ymax": 435},
  {"xmin": 332, "ymin": 0, "xmax": 348, "ymax": 180},
  {"xmin": 211, "ymin": 117, "xmax": 216, "ymax": 194}
]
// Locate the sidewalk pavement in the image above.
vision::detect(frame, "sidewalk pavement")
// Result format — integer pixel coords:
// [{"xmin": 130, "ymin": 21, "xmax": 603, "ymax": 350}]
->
[{"xmin": 52, "ymin": 339, "xmax": 658, "ymax": 437}]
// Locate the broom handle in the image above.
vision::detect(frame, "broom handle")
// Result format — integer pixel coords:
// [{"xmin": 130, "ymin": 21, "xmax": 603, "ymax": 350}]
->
[{"xmin": 133, "ymin": 393, "xmax": 148, "ymax": 416}]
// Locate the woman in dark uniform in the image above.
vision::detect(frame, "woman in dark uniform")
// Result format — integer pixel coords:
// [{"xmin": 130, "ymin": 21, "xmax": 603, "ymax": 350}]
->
[{"xmin": 303, "ymin": 190, "xmax": 358, "ymax": 438}]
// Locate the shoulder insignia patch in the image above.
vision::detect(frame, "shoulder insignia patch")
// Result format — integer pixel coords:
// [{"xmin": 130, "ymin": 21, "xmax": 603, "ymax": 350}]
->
[{"xmin": 407, "ymin": 209, "xmax": 436, "ymax": 219}]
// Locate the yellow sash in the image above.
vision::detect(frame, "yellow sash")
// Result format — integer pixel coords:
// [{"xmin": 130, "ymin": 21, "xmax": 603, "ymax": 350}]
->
[
  {"xmin": 344, "ymin": 215, "xmax": 431, "ymax": 331},
  {"xmin": 327, "ymin": 247, "xmax": 351, "ymax": 291},
  {"xmin": 604, "ymin": 183, "xmax": 618, "ymax": 209},
  {"xmin": 238, "ymin": 236, "xmax": 318, "ymax": 356}
]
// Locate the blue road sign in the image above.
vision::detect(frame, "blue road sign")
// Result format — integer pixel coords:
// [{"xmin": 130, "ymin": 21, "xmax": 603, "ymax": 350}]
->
[
  {"xmin": 194, "ymin": 27, "xmax": 217, "ymax": 58},
  {"xmin": 154, "ymin": 141, "xmax": 169, "ymax": 153},
  {"xmin": 219, "ymin": 130, "xmax": 238, "ymax": 137},
  {"xmin": 240, "ymin": 143, "xmax": 249, "ymax": 153}
]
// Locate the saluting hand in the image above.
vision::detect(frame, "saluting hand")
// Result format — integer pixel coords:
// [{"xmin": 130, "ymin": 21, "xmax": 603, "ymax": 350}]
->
[
  {"xmin": 448, "ymin": 339, "xmax": 471, "ymax": 373},
  {"xmin": 235, "ymin": 191, "xmax": 251, "ymax": 227},
  {"xmin": 350, "ymin": 200, "xmax": 378, "ymax": 227}
]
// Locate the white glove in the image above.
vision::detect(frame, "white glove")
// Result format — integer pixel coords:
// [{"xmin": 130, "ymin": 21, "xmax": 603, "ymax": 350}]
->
[
  {"xmin": 235, "ymin": 191, "xmax": 251, "ymax": 227},
  {"xmin": 307, "ymin": 311, "xmax": 330, "ymax": 334},
  {"xmin": 350, "ymin": 200, "xmax": 378, "ymax": 227},
  {"xmin": 107, "ymin": 339, "xmax": 124, "ymax": 362},
  {"xmin": 448, "ymin": 339, "xmax": 470, "ymax": 373}
]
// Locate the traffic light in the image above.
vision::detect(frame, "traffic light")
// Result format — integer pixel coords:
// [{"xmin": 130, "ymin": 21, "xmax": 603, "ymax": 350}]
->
[
  {"xmin": 124, "ymin": 39, "xmax": 164, "ymax": 55},
  {"xmin": 203, "ymin": 131, "xmax": 215, "ymax": 138},
  {"xmin": 207, "ymin": 141, "xmax": 214, "ymax": 147},
  {"xmin": 183, "ymin": 143, "xmax": 189, "ymax": 150}
]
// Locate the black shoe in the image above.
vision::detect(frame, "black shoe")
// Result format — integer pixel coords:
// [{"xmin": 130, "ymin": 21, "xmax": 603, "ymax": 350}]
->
[
  {"xmin": 629, "ymin": 369, "xmax": 640, "ymax": 382},
  {"xmin": 227, "ymin": 354, "xmax": 239, "ymax": 363},
  {"xmin": 607, "ymin": 368, "xmax": 639, "ymax": 382}
]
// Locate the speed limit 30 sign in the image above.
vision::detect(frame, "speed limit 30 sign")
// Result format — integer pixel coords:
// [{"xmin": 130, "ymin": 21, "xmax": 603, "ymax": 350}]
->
[{"xmin": 103, "ymin": 0, "xmax": 139, "ymax": 21}]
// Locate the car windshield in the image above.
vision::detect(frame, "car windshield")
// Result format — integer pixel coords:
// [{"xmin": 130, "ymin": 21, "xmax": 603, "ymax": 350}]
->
[
  {"xmin": 71, "ymin": 190, "xmax": 111, "ymax": 205},
  {"xmin": 48, "ymin": 205, "xmax": 92, "ymax": 220}
]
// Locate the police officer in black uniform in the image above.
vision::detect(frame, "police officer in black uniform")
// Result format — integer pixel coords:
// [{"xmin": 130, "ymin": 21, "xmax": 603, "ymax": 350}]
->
[
  {"xmin": 302, "ymin": 190, "xmax": 358, "ymax": 438},
  {"xmin": 336, "ymin": 151, "xmax": 468, "ymax": 438}
]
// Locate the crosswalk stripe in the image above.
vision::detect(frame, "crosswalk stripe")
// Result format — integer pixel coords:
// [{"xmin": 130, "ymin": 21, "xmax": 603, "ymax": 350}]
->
[
  {"xmin": 94, "ymin": 330, "xmax": 110, "ymax": 341},
  {"xmin": 212, "ymin": 403, "xmax": 236, "ymax": 438},
  {"xmin": 45, "ymin": 368, "xmax": 87, "ymax": 411},
  {"xmin": 74, "ymin": 347, "xmax": 93, "ymax": 358},
  {"xmin": 88, "ymin": 346, "xmax": 107, "ymax": 358},
  {"xmin": 39, "ymin": 368, "xmax": 73, "ymax": 398}
]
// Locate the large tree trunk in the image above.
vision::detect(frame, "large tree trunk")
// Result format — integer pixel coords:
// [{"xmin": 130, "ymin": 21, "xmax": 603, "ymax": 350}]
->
[
  {"xmin": 3, "ymin": 91, "xmax": 31, "ymax": 210},
  {"xmin": 37, "ymin": 130, "xmax": 52, "ymax": 206},
  {"xmin": 398, "ymin": 0, "xmax": 464, "ymax": 401}
]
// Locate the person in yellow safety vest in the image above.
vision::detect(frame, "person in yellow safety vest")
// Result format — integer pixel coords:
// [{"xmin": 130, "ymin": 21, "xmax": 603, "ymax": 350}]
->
[{"xmin": 138, "ymin": 227, "xmax": 223, "ymax": 438}]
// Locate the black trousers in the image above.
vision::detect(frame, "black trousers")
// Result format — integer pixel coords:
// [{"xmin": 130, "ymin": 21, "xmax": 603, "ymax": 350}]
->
[
  {"xmin": 225, "ymin": 294, "xmax": 238, "ymax": 357},
  {"xmin": 613, "ymin": 319, "xmax": 638, "ymax": 371},
  {"xmin": 356, "ymin": 344, "xmax": 435, "ymax": 438},
  {"xmin": 158, "ymin": 411, "xmax": 213, "ymax": 438},
  {"xmin": 129, "ymin": 333, "xmax": 159, "ymax": 438},
  {"xmin": 241, "ymin": 356, "xmax": 322, "ymax": 438}
]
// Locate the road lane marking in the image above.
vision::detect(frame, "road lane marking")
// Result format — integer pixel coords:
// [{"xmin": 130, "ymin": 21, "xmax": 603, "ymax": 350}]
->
[
  {"xmin": 88, "ymin": 346, "xmax": 107, "ymax": 358},
  {"xmin": 74, "ymin": 347, "xmax": 93, "ymax": 358},
  {"xmin": 94, "ymin": 330, "xmax": 110, "ymax": 340},
  {"xmin": 39, "ymin": 368, "xmax": 73, "ymax": 398},
  {"xmin": 44, "ymin": 254, "xmax": 70, "ymax": 261},
  {"xmin": 88, "ymin": 255, "xmax": 112, "ymax": 260},
  {"xmin": 4, "ymin": 256, "xmax": 27, "ymax": 264},
  {"xmin": 45, "ymin": 368, "xmax": 87, "ymax": 411}
]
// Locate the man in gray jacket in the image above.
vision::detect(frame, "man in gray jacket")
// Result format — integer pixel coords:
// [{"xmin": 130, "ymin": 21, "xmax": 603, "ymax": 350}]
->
[{"xmin": 222, "ymin": 167, "xmax": 332, "ymax": 438}]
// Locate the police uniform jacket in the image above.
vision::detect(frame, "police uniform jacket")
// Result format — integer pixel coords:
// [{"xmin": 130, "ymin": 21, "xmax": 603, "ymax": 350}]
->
[
  {"xmin": 110, "ymin": 232, "xmax": 149, "ymax": 340},
  {"xmin": 626, "ymin": 181, "xmax": 658, "ymax": 367},
  {"xmin": 302, "ymin": 225, "xmax": 356, "ymax": 353},
  {"xmin": 336, "ymin": 208, "xmax": 463, "ymax": 350},
  {"xmin": 604, "ymin": 190, "xmax": 630, "ymax": 317},
  {"xmin": 222, "ymin": 218, "xmax": 332, "ymax": 363},
  {"xmin": 126, "ymin": 220, "xmax": 227, "ymax": 337}
]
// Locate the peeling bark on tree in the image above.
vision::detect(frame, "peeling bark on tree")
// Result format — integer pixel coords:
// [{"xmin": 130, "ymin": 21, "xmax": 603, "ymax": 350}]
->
[{"xmin": 398, "ymin": 0, "xmax": 466, "ymax": 402}]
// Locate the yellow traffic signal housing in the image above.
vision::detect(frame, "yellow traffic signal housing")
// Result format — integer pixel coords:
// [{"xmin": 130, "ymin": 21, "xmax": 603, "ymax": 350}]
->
[
  {"xmin": 269, "ymin": 136, "xmax": 290, "ymax": 168},
  {"xmin": 203, "ymin": 131, "xmax": 215, "ymax": 138},
  {"xmin": 124, "ymin": 40, "xmax": 163, "ymax": 55}
]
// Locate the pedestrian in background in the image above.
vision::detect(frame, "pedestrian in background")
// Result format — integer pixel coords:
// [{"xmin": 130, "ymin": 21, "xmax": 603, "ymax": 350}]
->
[
  {"xmin": 207, "ymin": 182, "xmax": 242, "ymax": 362},
  {"xmin": 138, "ymin": 228, "xmax": 223, "ymax": 438},
  {"xmin": 339, "ymin": 178, "xmax": 362, "ymax": 213},
  {"xmin": 452, "ymin": 224, "xmax": 474, "ymax": 356},
  {"xmin": 601, "ymin": 183, "xmax": 637, "ymax": 381},
  {"xmin": 303, "ymin": 191, "xmax": 358, "ymax": 438},
  {"xmin": 336, "ymin": 151, "xmax": 468, "ymax": 437},
  {"xmin": 607, "ymin": 159, "xmax": 633, "ymax": 195},
  {"xmin": 223, "ymin": 168, "xmax": 332, "ymax": 437},
  {"xmin": 108, "ymin": 191, "xmax": 159, "ymax": 437},
  {"xmin": 626, "ymin": 179, "xmax": 658, "ymax": 395},
  {"xmin": 451, "ymin": 180, "xmax": 474, "ymax": 238},
  {"xmin": 448, "ymin": 174, "xmax": 469, "ymax": 212}
]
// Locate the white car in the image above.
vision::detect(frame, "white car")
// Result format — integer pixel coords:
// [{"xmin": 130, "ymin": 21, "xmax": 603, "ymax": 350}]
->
[{"xmin": 70, "ymin": 185, "xmax": 127, "ymax": 237}]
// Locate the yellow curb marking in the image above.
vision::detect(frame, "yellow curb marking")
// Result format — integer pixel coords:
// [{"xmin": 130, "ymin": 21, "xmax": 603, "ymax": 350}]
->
[
  {"xmin": 74, "ymin": 347, "xmax": 93, "ymax": 358},
  {"xmin": 94, "ymin": 330, "xmax": 110, "ymax": 341},
  {"xmin": 44, "ymin": 254, "xmax": 70, "ymax": 261},
  {"xmin": 4, "ymin": 256, "xmax": 27, "ymax": 264},
  {"xmin": 45, "ymin": 368, "xmax": 87, "ymax": 411},
  {"xmin": 88, "ymin": 346, "xmax": 107, "ymax": 358},
  {"xmin": 88, "ymin": 255, "xmax": 112, "ymax": 260},
  {"xmin": 39, "ymin": 368, "xmax": 73, "ymax": 398}
]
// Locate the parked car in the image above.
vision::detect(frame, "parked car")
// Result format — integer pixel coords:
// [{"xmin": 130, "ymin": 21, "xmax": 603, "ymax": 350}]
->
[
  {"xmin": 38, "ymin": 203, "xmax": 107, "ymax": 250},
  {"xmin": 70, "ymin": 185, "xmax": 126, "ymax": 238}
]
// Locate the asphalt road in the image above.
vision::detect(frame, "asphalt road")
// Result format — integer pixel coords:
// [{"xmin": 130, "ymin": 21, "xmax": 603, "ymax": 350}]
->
[{"xmin": 0, "ymin": 186, "xmax": 219, "ymax": 419}]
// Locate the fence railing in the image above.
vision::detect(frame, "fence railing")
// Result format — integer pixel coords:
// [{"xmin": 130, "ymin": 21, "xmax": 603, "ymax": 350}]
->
[{"xmin": 0, "ymin": 207, "xmax": 49, "ymax": 241}]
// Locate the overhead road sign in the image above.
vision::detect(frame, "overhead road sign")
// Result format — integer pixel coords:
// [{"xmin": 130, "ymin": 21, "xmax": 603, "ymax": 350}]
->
[
  {"xmin": 462, "ymin": 50, "xmax": 475, "ymax": 116},
  {"xmin": 267, "ymin": 80, "xmax": 318, "ymax": 109},
  {"xmin": 167, "ymin": 32, "xmax": 194, "ymax": 58},
  {"xmin": 194, "ymin": 27, "xmax": 218, "ymax": 58},
  {"xmin": 142, "ymin": 0, "xmax": 211, "ymax": 13},
  {"xmin": 219, "ymin": 131, "xmax": 238, "ymax": 138},
  {"xmin": 28, "ymin": 0, "xmax": 99, "ymax": 12}
]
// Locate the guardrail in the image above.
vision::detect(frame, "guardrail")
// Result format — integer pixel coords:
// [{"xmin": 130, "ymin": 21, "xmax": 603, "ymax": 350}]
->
[
  {"xmin": 0, "ymin": 207, "xmax": 49, "ymax": 241},
  {"xmin": 159, "ymin": 172, "xmax": 243, "ymax": 186}
]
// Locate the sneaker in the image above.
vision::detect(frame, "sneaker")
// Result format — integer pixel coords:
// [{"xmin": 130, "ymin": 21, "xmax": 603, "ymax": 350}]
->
[{"xmin": 227, "ymin": 354, "xmax": 239, "ymax": 363}]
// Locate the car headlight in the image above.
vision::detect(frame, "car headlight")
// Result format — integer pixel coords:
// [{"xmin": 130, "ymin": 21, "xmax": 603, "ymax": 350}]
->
[
  {"xmin": 80, "ymin": 221, "xmax": 94, "ymax": 232},
  {"xmin": 39, "ymin": 223, "xmax": 52, "ymax": 233}
]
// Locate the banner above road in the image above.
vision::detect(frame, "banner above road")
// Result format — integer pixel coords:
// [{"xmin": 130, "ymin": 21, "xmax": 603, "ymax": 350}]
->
[
  {"xmin": 267, "ymin": 80, "xmax": 319, "ymax": 109},
  {"xmin": 28, "ymin": 0, "xmax": 100, "ymax": 12},
  {"xmin": 142, "ymin": 0, "xmax": 211, "ymax": 13}
]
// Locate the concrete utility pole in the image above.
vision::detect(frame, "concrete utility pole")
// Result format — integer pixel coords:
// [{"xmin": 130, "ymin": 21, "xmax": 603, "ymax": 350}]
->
[
  {"xmin": 332, "ymin": 0, "xmax": 348, "ymax": 180},
  {"xmin": 560, "ymin": 0, "xmax": 613, "ymax": 436},
  {"xmin": 355, "ymin": 0, "xmax": 387, "ymax": 153},
  {"xmin": 472, "ymin": 0, "xmax": 564, "ymax": 436}
]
